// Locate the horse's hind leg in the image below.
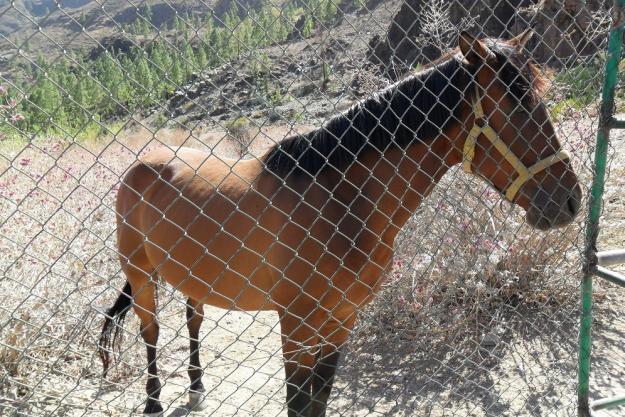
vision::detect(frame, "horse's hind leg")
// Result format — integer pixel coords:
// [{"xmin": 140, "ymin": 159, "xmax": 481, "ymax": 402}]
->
[
  {"xmin": 126, "ymin": 267, "xmax": 163, "ymax": 416},
  {"xmin": 186, "ymin": 298, "xmax": 207, "ymax": 410}
]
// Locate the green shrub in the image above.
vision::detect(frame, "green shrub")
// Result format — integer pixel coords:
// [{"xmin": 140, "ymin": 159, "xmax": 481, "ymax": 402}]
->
[{"xmin": 553, "ymin": 59, "xmax": 603, "ymax": 108}]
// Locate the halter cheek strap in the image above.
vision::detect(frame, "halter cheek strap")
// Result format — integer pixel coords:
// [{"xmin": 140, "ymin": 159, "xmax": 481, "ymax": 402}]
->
[{"xmin": 462, "ymin": 87, "xmax": 571, "ymax": 202}]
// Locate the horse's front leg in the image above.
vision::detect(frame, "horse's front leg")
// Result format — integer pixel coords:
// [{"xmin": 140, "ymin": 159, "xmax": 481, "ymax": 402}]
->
[
  {"xmin": 310, "ymin": 346, "xmax": 343, "ymax": 417},
  {"xmin": 280, "ymin": 311, "xmax": 319, "ymax": 417},
  {"xmin": 310, "ymin": 316, "xmax": 354, "ymax": 417}
]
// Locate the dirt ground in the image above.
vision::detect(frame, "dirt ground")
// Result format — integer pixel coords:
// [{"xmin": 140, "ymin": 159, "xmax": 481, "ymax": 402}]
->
[{"xmin": 0, "ymin": 112, "xmax": 624, "ymax": 417}]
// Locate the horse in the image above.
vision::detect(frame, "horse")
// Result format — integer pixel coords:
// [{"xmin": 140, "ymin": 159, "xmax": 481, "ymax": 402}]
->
[{"xmin": 99, "ymin": 30, "xmax": 582, "ymax": 417}]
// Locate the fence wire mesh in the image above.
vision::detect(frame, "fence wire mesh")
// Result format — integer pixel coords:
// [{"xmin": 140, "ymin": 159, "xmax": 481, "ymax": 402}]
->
[{"xmin": 0, "ymin": 0, "xmax": 624, "ymax": 416}]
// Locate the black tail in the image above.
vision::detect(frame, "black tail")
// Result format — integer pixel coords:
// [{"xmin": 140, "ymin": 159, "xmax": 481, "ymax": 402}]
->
[{"xmin": 99, "ymin": 282, "xmax": 133, "ymax": 375}]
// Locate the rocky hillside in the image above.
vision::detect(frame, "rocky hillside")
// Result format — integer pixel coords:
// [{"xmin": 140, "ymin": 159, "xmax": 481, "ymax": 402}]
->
[
  {"xmin": 148, "ymin": 7, "xmax": 400, "ymax": 130},
  {"xmin": 1, "ymin": 0, "xmax": 215, "ymax": 55},
  {"xmin": 0, "ymin": 0, "xmax": 611, "ymax": 137},
  {"xmin": 151, "ymin": 0, "xmax": 611, "ymax": 129}
]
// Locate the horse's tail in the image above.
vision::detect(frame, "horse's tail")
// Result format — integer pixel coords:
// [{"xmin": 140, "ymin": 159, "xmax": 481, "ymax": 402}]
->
[{"xmin": 99, "ymin": 281, "xmax": 133, "ymax": 376}]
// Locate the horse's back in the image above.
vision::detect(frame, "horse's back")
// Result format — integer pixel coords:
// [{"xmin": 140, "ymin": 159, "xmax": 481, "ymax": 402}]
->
[{"xmin": 117, "ymin": 146, "xmax": 241, "ymax": 226}]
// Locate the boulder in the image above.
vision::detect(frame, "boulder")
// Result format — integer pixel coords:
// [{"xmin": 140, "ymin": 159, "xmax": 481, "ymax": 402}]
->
[
  {"xmin": 368, "ymin": 0, "xmax": 600, "ymax": 78},
  {"xmin": 513, "ymin": 0, "xmax": 600, "ymax": 66}
]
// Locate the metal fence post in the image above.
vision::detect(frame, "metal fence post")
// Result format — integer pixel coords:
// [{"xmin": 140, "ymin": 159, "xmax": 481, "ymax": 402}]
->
[{"xmin": 578, "ymin": 1, "xmax": 625, "ymax": 416}]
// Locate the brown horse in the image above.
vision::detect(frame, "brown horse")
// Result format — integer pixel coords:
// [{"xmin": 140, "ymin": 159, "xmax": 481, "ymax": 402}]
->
[{"xmin": 99, "ymin": 31, "xmax": 581, "ymax": 417}]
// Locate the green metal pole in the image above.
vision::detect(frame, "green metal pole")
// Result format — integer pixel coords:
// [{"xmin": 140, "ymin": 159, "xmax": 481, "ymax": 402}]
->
[{"xmin": 578, "ymin": 2, "xmax": 625, "ymax": 416}]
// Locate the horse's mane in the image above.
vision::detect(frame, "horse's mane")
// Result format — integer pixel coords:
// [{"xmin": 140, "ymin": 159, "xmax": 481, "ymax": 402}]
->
[
  {"xmin": 262, "ymin": 39, "xmax": 546, "ymax": 179},
  {"xmin": 262, "ymin": 55, "xmax": 472, "ymax": 178}
]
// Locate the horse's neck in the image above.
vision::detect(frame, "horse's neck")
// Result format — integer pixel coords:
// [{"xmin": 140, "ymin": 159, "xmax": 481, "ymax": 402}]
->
[
  {"xmin": 339, "ymin": 131, "xmax": 461, "ymax": 246},
  {"xmin": 292, "ymin": 63, "xmax": 469, "ymax": 245}
]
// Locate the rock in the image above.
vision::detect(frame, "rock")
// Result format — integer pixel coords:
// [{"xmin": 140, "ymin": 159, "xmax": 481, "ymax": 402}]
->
[
  {"xmin": 287, "ymin": 63, "xmax": 302, "ymax": 73},
  {"xmin": 267, "ymin": 110, "xmax": 281, "ymax": 123},
  {"xmin": 513, "ymin": 1, "xmax": 598, "ymax": 66},
  {"xmin": 368, "ymin": 0, "xmax": 522, "ymax": 78},
  {"xmin": 290, "ymin": 83, "xmax": 317, "ymax": 98},
  {"xmin": 367, "ymin": 0, "xmax": 600, "ymax": 78},
  {"xmin": 242, "ymin": 97, "xmax": 265, "ymax": 108},
  {"xmin": 187, "ymin": 87, "xmax": 201, "ymax": 100},
  {"xmin": 210, "ymin": 107, "xmax": 228, "ymax": 117},
  {"xmin": 88, "ymin": 36, "xmax": 135, "ymax": 61},
  {"xmin": 481, "ymin": 333, "xmax": 500, "ymax": 347},
  {"xmin": 287, "ymin": 15, "xmax": 307, "ymax": 42},
  {"xmin": 169, "ymin": 90, "xmax": 186, "ymax": 108}
]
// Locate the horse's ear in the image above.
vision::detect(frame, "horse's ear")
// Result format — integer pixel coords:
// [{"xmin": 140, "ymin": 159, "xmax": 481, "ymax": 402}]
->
[
  {"xmin": 458, "ymin": 31, "xmax": 492, "ymax": 65},
  {"xmin": 509, "ymin": 28, "xmax": 534, "ymax": 50}
]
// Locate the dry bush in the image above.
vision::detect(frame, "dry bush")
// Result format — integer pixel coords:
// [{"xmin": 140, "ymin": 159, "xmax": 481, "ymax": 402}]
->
[
  {"xmin": 225, "ymin": 116, "xmax": 254, "ymax": 157},
  {"xmin": 357, "ymin": 176, "xmax": 583, "ymax": 348},
  {"xmin": 0, "ymin": 137, "xmax": 142, "ymax": 413}
]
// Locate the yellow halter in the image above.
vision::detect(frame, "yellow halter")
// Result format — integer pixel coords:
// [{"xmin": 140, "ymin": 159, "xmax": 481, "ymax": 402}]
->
[{"xmin": 462, "ymin": 87, "xmax": 570, "ymax": 202}]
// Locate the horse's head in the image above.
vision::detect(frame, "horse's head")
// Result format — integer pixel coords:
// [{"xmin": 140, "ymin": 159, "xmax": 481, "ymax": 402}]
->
[{"xmin": 456, "ymin": 30, "xmax": 582, "ymax": 230}]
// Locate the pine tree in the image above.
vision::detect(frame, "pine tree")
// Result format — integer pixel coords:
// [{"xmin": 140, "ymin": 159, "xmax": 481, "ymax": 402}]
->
[
  {"xmin": 173, "ymin": 14, "xmax": 183, "ymax": 33},
  {"xmin": 140, "ymin": 18, "xmax": 151, "ymax": 36},
  {"xmin": 73, "ymin": 76, "xmax": 92, "ymax": 126},
  {"xmin": 117, "ymin": 55, "xmax": 137, "ymax": 109},
  {"xmin": 322, "ymin": 0, "xmax": 337, "ymax": 24},
  {"xmin": 27, "ymin": 75, "xmax": 64, "ymax": 131},
  {"xmin": 275, "ymin": 7, "xmax": 290, "ymax": 42},
  {"xmin": 98, "ymin": 53, "xmax": 123, "ymax": 116},
  {"xmin": 182, "ymin": 41, "xmax": 196, "ymax": 73},
  {"xmin": 208, "ymin": 29, "xmax": 221, "ymax": 65},
  {"xmin": 224, "ymin": 2, "xmax": 240, "ymax": 31},
  {"xmin": 134, "ymin": 56, "xmax": 154, "ymax": 104},
  {"xmin": 196, "ymin": 44, "xmax": 208, "ymax": 69},
  {"xmin": 150, "ymin": 41, "xmax": 172, "ymax": 95},
  {"xmin": 171, "ymin": 59, "xmax": 184, "ymax": 86},
  {"xmin": 236, "ymin": 18, "xmax": 251, "ymax": 51},
  {"xmin": 302, "ymin": 15, "xmax": 314, "ymax": 37},
  {"xmin": 144, "ymin": 3, "xmax": 153, "ymax": 22}
]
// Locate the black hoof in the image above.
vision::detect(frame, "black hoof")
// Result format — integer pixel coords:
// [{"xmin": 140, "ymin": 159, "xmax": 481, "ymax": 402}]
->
[{"xmin": 144, "ymin": 400, "xmax": 164, "ymax": 416}]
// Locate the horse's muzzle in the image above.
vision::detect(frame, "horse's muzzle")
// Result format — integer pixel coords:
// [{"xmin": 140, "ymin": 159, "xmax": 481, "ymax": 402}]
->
[{"xmin": 525, "ymin": 181, "xmax": 582, "ymax": 230}]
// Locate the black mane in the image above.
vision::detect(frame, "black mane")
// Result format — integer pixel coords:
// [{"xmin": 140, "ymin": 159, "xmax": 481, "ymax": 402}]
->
[{"xmin": 263, "ymin": 55, "xmax": 474, "ymax": 178}]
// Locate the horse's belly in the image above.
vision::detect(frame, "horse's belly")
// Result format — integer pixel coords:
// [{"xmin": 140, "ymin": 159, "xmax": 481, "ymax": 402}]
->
[
  {"xmin": 144, "ymin": 227, "xmax": 277, "ymax": 311},
  {"xmin": 153, "ymin": 258, "xmax": 276, "ymax": 311}
]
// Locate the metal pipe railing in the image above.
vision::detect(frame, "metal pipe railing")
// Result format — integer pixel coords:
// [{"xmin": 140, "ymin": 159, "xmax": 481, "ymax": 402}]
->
[
  {"xmin": 596, "ymin": 249, "xmax": 625, "ymax": 267},
  {"xmin": 593, "ymin": 265, "xmax": 625, "ymax": 288},
  {"xmin": 592, "ymin": 393, "xmax": 625, "ymax": 411}
]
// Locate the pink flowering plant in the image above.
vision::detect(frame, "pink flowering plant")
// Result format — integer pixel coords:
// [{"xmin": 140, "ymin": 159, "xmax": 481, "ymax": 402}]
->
[{"xmin": 0, "ymin": 82, "xmax": 25, "ymax": 140}]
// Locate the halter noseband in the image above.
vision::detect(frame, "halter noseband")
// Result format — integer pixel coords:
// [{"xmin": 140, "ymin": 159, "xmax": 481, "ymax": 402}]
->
[{"xmin": 462, "ymin": 86, "xmax": 570, "ymax": 202}]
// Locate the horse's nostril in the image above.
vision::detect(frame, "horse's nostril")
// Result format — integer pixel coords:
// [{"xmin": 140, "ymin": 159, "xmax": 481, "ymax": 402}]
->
[{"xmin": 567, "ymin": 195, "xmax": 579, "ymax": 216}]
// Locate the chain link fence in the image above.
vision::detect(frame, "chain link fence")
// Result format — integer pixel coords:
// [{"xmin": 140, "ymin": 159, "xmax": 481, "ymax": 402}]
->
[{"xmin": 0, "ymin": 0, "xmax": 623, "ymax": 416}]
